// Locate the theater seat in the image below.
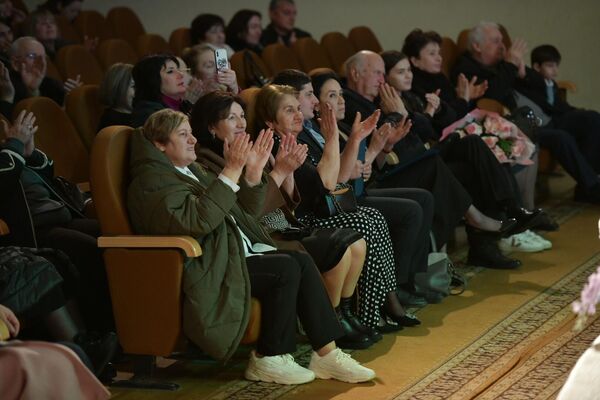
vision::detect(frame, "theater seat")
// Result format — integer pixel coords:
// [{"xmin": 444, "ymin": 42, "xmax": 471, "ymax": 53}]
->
[
  {"xmin": 291, "ymin": 37, "xmax": 332, "ymax": 72},
  {"xmin": 14, "ymin": 97, "xmax": 89, "ymax": 184},
  {"xmin": 106, "ymin": 6, "xmax": 146, "ymax": 48},
  {"xmin": 136, "ymin": 33, "xmax": 172, "ymax": 57},
  {"xmin": 261, "ymin": 43, "xmax": 301, "ymax": 75},
  {"xmin": 90, "ymin": 126, "xmax": 261, "ymax": 389},
  {"xmin": 320, "ymin": 32, "xmax": 355, "ymax": 75},
  {"xmin": 348, "ymin": 26, "xmax": 382, "ymax": 53},
  {"xmin": 55, "ymin": 44, "xmax": 104, "ymax": 85},
  {"xmin": 65, "ymin": 84, "xmax": 104, "ymax": 151},
  {"xmin": 95, "ymin": 39, "xmax": 138, "ymax": 72},
  {"xmin": 440, "ymin": 37, "xmax": 458, "ymax": 77},
  {"xmin": 230, "ymin": 50, "xmax": 269, "ymax": 90},
  {"xmin": 55, "ymin": 15, "xmax": 81, "ymax": 44},
  {"xmin": 239, "ymin": 87, "xmax": 261, "ymax": 137},
  {"xmin": 169, "ymin": 27, "xmax": 191, "ymax": 56},
  {"xmin": 73, "ymin": 10, "xmax": 114, "ymax": 42}
]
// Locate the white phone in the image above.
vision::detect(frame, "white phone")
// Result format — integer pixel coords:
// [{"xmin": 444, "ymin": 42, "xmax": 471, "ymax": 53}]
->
[{"xmin": 214, "ymin": 48, "xmax": 229, "ymax": 72}]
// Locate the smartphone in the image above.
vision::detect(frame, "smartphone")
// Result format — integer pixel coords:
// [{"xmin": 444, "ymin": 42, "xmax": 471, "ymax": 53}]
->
[{"xmin": 214, "ymin": 48, "xmax": 229, "ymax": 72}]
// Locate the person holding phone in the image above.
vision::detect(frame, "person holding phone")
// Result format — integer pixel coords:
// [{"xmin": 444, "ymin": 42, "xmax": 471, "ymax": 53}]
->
[{"xmin": 182, "ymin": 44, "xmax": 240, "ymax": 95}]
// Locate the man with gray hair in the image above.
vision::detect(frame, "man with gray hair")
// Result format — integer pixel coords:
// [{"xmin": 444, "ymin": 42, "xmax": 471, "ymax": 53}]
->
[
  {"xmin": 453, "ymin": 22, "xmax": 600, "ymax": 203},
  {"xmin": 260, "ymin": 0, "xmax": 311, "ymax": 47}
]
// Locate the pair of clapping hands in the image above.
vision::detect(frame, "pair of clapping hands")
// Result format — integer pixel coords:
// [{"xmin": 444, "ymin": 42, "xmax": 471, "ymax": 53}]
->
[{"xmin": 1, "ymin": 110, "xmax": 38, "ymax": 157}]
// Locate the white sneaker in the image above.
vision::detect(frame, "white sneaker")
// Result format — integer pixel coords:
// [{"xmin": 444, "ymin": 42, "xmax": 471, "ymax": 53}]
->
[
  {"xmin": 308, "ymin": 348, "xmax": 376, "ymax": 383},
  {"xmin": 522, "ymin": 230, "xmax": 552, "ymax": 250},
  {"xmin": 499, "ymin": 231, "xmax": 546, "ymax": 253},
  {"xmin": 245, "ymin": 350, "xmax": 315, "ymax": 385}
]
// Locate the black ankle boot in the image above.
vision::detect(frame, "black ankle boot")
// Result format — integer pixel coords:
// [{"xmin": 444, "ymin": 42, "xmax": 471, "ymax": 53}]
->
[
  {"xmin": 340, "ymin": 297, "xmax": 382, "ymax": 342},
  {"xmin": 335, "ymin": 307, "xmax": 373, "ymax": 349},
  {"xmin": 467, "ymin": 233, "xmax": 521, "ymax": 269}
]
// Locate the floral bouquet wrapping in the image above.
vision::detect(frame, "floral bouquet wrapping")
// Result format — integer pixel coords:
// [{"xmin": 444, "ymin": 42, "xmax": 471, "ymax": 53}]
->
[
  {"xmin": 572, "ymin": 219, "xmax": 600, "ymax": 331},
  {"xmin": 440, "ymin": 109, "xmax": 535, "ymax": 166}
]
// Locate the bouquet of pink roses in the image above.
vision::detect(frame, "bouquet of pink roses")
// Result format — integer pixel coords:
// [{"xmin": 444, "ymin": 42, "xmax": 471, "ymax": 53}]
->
[{"xmin": 440, "ymin": 109, "xmax": 535, "ymax": 166}]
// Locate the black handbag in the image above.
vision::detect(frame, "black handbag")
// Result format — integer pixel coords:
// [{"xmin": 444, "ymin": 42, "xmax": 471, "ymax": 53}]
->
[
  {"xmin": 51, "ymin": 176, "xmax": 89, "ymax": 216},
  {"xmin": 508, "ymin": 106, "xmax": 542, "ymax": 141},
  {"xmin": 315, "ymin": 185, "xmax": 358, "ymax": 218}
]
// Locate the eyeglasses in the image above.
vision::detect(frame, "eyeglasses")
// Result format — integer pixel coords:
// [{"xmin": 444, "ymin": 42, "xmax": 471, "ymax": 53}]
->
[{"xmin": 22, "ymin": 52, "xmax": 42, "ymax": 60}]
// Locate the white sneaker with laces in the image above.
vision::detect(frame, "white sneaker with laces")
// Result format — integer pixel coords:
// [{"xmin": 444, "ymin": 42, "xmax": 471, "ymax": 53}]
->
[
  {"xmin": 308, "ymin": 348, "xmax": 376, "ymax": 383},
  {"xmin": 499, "ymin": 231, "xmax": 546, "ymax": 253},
  {"xmin": 245, "ymin": 350, "xmax": 315, "ymax": 385},
  {"xmin": 522, "ymin": 230, "xmax": 552, "ymax": 249}
]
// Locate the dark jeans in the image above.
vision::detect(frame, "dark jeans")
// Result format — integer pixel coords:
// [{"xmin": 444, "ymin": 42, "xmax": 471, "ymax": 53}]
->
[
  {"xmin": 246, "ymin": 250, "xmax": 344, "ymax": 356},
  {"xmin": 552, "ymin": 109, "xmax": 600, "ymax": 173},
  {"xmin": 36, "ymin": 218, "xmax": 113, "ymax": 332},
  {"xmin": 359, "ymin": 187, "xmax": 433, "ymax": 285}
]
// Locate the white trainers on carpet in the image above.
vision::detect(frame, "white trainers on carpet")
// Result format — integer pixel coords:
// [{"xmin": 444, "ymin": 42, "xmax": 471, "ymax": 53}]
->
[
  {"xmin": 245, "ymin": 350, "xmax": 315, "ymax": 385},
  {"xmin": 500, "ymin": 230, "xmax": 552, "ymax": 253},
  {"xmin": 308, "ymin": 348, "xmax": 376, "ymax": 383}
]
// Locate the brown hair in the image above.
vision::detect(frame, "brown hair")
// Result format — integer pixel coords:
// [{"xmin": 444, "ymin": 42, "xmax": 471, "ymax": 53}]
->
[
  {"xmin": 99, "ymin": 63, "xmax": 133, "ymax": 109},
  {"xmin": 142, "ymin": 109, "xmax": 188, "ymax": 145},
  {"xmin": 254, "ymin": 84, "xmax": 297, "ymax": 135}
]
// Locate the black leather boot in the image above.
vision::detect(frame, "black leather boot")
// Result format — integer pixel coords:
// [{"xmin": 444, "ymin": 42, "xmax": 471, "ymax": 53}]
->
[
  {"xmin": 340, "ymin": 297, "xmax": 382, "ymax": 342},
  {"xmin": 467, "ymin": 230, "xmax": 521, "ymax": 269}
]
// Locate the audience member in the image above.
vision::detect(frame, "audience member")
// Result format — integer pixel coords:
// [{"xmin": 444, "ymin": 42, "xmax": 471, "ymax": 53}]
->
[
  {"xmin": 130, "ymin": 54, "xmax": 189, "ymax": 127},
  {"xmin": 127, "ymin": 108, "xmax": 376, "ymax": 384},
  {"xmin": 226, "ymin": 9, "xmax": 264, "ymax": 54},
  {"xmin": 260, "ymin": 0, "xmax": 310, "ymax": 47},
  {"xmin": 255, "ymin": 83, "xmax": 421, "ymax": 330},
  {"xmin": 272, "ymin": 69, "xmax": 435, "ymax": 307},
  {"xmin": 452, "ymin": 21, "xmax": 600, "ymax": 203},
  {"xmin": 97, "ymin": 62, "xmax": 134, "ymax": 130},
  {"xmin": 0, "ymin": 0, "xmax": 26, "ymax": 32},
  {"xmin": 0, "ymin": 21, "xmax": 12, "ymax": 64},
  {"xmin": 181, "ymin": 44, "xmax": 239, "ymax": 95},
  {"xmin": 190, "ymin": 13, "xmax": 234, "ymax": 59},
  {"xmin": 191, "ymin": 90, "xmax": 374, "ymax": 349},
  {"xmin": 42, "ymin": 0, "xmax": 83, "ymax": 22}
]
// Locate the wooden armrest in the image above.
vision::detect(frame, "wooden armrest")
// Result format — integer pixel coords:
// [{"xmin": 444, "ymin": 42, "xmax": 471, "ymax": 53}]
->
[
  {"xmin": 0, "ymin": 219, "xmax": 8, "ymax": 235},
  {"xmin": 0, "ymin": 319, "xmax": 9, "ymax": 340},
  {"xmin": 98, "ymin": 235, "xmax": 202, "ymax": 257},
  {"xmin": 557, "ymin": 80, "xmax": 577, "ymax": 93}
]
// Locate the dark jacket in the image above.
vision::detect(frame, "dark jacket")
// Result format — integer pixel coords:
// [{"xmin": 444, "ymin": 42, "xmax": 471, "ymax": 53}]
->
[
  {"xmin": 0, "ymin": 138, "xmax": 53, "ymax": 248},
  {"xmin": 411, "ymin": 66, "xmax": 471, "ymax": 120},
  {"xmin": 131, "ymin": 100, "xmax": 192, "ymax": 128},
  {"xmin": 451, "ymin": 52, "xmax": 522, "ymax": 110},
  {"xmin": 97, "ymin": 109, "xmax": 132, "ymax": 131},
  {"xmin": 127, "ymin": 130, "xmax": 273, "ymax": 362},
  {"xmin": 260, "ymin": 24, "xmax": 311, "ymax": 47},
  {"xmin": 514, "ymin": 68, "xmax": 575, "ymax": 116}
]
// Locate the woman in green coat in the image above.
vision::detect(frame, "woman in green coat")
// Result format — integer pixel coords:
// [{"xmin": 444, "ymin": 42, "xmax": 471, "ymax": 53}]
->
[{"xmin": 127, "ymin": 109, "xmax": 376, "ymax": 385}]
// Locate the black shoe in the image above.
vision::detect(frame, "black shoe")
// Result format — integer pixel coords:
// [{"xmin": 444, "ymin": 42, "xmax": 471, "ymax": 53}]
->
[
  {"xmin": 506, "ymin": 208, "xmax": 545, "ymax": 235},
  {"xmin": 75, "ymin": 332, "xmax": 118, "ymax": 377},
  {"xmin": 395, "ymin": 288, "xmax": 428, "ymax": 307},
  {"xmin": 377, "ymin": 317, "xmax": 404, "ymax": 333},
  {"xmin": 335, "ymin": 307, "xmax": 373, "ymax": 350},
  {"xmin": 419, "ymin": 290, "xmax": 446, "ymax": 304},
  {"xmin": 529, "ymin": 211, "xmax": 559, "ymax": 231},
  {"xmin": 466, "ymin": 218, "xmax": 518, "ymax": 238},
  {"xmin": 340, "ymin": 297, "xmax": 382, "ymax": 342},
  {"xmin": 467, "ymin": 240, "xmax": 521, "ymax": 269},
  {"xmin": 382, "ymin": 310, "xmax": 421, "ymax": 327}
]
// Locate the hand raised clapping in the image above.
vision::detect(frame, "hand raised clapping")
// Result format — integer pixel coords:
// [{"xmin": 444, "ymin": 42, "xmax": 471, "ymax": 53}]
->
[
  {"xmin": 2, "ymin": 110, "xmax": 38, "ymax": 156},
  {"xmin": 379, "ymin": 83, "xmax": 407, "ymax": 115},
  {"xmin": 245, "ymin": 128, "xmax": 274, "ymax": 185},
  {"xmin": 317, "ymin": 102, "xmax": 338, "ymax": 143},
  {"xmin": 272, "ymin": 133, "xmax": 307, "ymax": 178},
  {"xmin": 424, "ymin": 89, "xmax": 441, "ymax": 116},
  {"xmin": 349, "ymin": 109, "xmax": 380, "ymax": 143}
]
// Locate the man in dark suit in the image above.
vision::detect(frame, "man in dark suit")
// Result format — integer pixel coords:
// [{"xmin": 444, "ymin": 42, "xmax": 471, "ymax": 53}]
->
[{"xmin": 260, "ymin": 0, "xmax": 311, "ymax": 47}]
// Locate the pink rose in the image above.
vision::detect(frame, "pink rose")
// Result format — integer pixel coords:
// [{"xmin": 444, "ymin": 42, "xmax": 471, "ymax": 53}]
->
[
  {"xmin": 464, "ymin": 122, "xmax": 483, "ymax": 135},
  {"xmin": 481, "ymin": 135, "xmax": 499, "ymax": 148},
  {"xmin": 512, "ymin": 140, "xmax": 525, "ymax": 158},
  {"xmin": 492, "ymin": 145, "xmax": 509, "ymax": 163}
]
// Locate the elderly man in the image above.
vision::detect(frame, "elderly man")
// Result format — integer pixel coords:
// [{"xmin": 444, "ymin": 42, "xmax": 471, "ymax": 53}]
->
[
  {"xmin": 260, "ymin": 0, "xmax": 311, "ymax": 47},
  {"xmin": 452, "ymin": 22, "xmax": 600, "ymax": 203}
]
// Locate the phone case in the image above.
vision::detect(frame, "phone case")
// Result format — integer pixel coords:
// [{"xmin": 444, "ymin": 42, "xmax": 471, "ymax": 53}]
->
[{"xmin": 214, "ymin": 49, "xmax": 228, "ymax": 72}]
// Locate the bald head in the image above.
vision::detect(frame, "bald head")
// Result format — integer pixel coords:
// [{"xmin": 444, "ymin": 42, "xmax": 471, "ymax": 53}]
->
[
  {"xmin": 345, "ymin": 50, "xmax": 385, "ymax": 101},
  {"xmin": 10, "ymin": 36, "xmax": 47, "ymax": 75}
]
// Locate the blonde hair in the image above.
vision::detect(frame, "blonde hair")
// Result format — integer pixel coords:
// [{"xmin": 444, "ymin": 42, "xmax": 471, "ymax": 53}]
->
[
  {"xmin": 99, "ymin": 63, "xmax": 133, "ymax": 109},
  {"xmin": 254, "ymin": 84, "xmax": 297, "ymax": 135},
  {"xmin": 142, "ymin": 109, "xmax": 188, "ymax": 145}
]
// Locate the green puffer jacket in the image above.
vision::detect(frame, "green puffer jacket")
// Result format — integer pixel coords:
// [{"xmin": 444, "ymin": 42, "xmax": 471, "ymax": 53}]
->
[{"xmin": 127, "ymin": 130, "xmax": 274, "ymax": 362}]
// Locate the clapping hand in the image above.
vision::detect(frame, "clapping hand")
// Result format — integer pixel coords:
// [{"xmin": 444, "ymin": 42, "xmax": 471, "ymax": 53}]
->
[
  {"xmin": 64, "ymin": 74, "xmax": 82, "ymax": 93},
  {"xmin": 185, "ymin": 77, "xmax": 205, "ymax": 104},
  {"xmin": 379, "ymin": 83, "xmax": 407, "ymax": 115},
  {"xmin": 20, "ymin": 58, "xmax": 44, "ymax": 95},
  {"xmin": 385, "ymin": 115, "xmax": 412, "ymax": 151},
  {"xmin": 222, "ymin": 133, "xmax": 252, "ymax": 183},
  {"xmin": 349, "ymin": 110, "xmax": 380, "ymax": 143},
  {"xmin": 245, "ymin": 128, "xmax": 274, "ymax": 185},
  {"xmin": 424, "ymin": 89, "xmax": 441, "ymax": 116},
  {"xmin": 0, "ymin": 62, "xmax": 14, "ymax": 103},
  {"xmin": 273, "ymin": 133, "xmax": 307, "ymax": 178},
  {"xmin": 317, "ymin": 102, "xmax": 338, "ymax": 143},
  {"xmin": 505, "ymin": 38, "xmax": 527, "ymax": 68},
  {"xmin": 2, "ymin": 110, "xmax": 38, "ymax": 156},
  {"xmin": 0, "ymin": 304, "xmax": 20, "ymax": 338},
  {"xmin": 365, "ymin": 122, "xmax": 392, "ymax": 164}
]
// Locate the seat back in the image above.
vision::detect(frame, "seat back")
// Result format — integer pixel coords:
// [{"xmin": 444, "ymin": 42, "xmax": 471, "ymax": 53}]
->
[
  {"xmin": 55, "ymin": 44, "xmax": 104, "ymax": 84},
  {"xmin": 73, "ymin": 10, "xmax": 114, "ymax": 42},
  {"xmin": 45, "ymin": 55, "xmax": 63, "ymax": 82},
  {"xmin": 348, "ymin": 26, "xmax": 382, "ymax": 53},
  {"xmin": 261, "ymin": 43, "xmax": 301, "ymax": 76},
  {"xmin": 440, "ymin": 36, "xmax": 458, "ymax": 77},
  {"xmin": 136, "ymin": 33, "xmax": 173, "ymax": 57},
  {"xmin": 90, "ymin": 126, "xmax": 134, "ymax": 236},
  {"xmin": 95, "ymin": 39, "xmax": 138, "ymax": 72},
  {"xmin": 230, "ymin": 50, "xmax": 269, "ymax": 90},
  {"xmin": 499, "ymin": 24, "xmax": 512, "ymax": 50},
  {"xmin": 320, "ymin": 32, "xmax": 355, "ymax": 75},
  {"xmin": 476, "ymin": 98, "xmax": 508, "ymax": 115},
  {"xmin": 14, "ymin": 97, "xmax": 89, "ymax": 183},
  {"xmin": 55, "ymin": 15, "xmax": 81, "ymax": 44},
  {"xmin": 169, "ymin": 27, "xmax": 191, "ymax": 56},
  {"xmin": 65, "ymin": 84, "xmax": 104, "ymax": 151},
  {"xmin": 106, "ymin": 6, "xmax": 145, "ymax": 47},
  {"xmin": 456, "ymin": 28, "xmax": 470, "ymax": 56},
  {"xmin": 239, "ymin": 87, "xmax": 260, "ymax": 137},
  {"xmin": 291, "ymin": 37, "xmax": 332, "ymax": 72}
]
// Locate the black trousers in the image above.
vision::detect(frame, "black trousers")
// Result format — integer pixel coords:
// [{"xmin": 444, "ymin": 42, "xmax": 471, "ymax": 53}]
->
[
  {"xmin": 552, "ymin": 109, "xmax": 600, "ymax": 173},
  {"xmin": 36, "ymin": 218, "xmax": 114, "ymax": 332},
  {"xmin": 246, "ymin": 250, "xmax": 344, "ymax": 356},
  {"xmin": 440, "ymin": 134, "xmax": 517, "ymax": 219},
  {"xmin": 359, "ymin": 187, "xmax": 433, "ymax": 285}
]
